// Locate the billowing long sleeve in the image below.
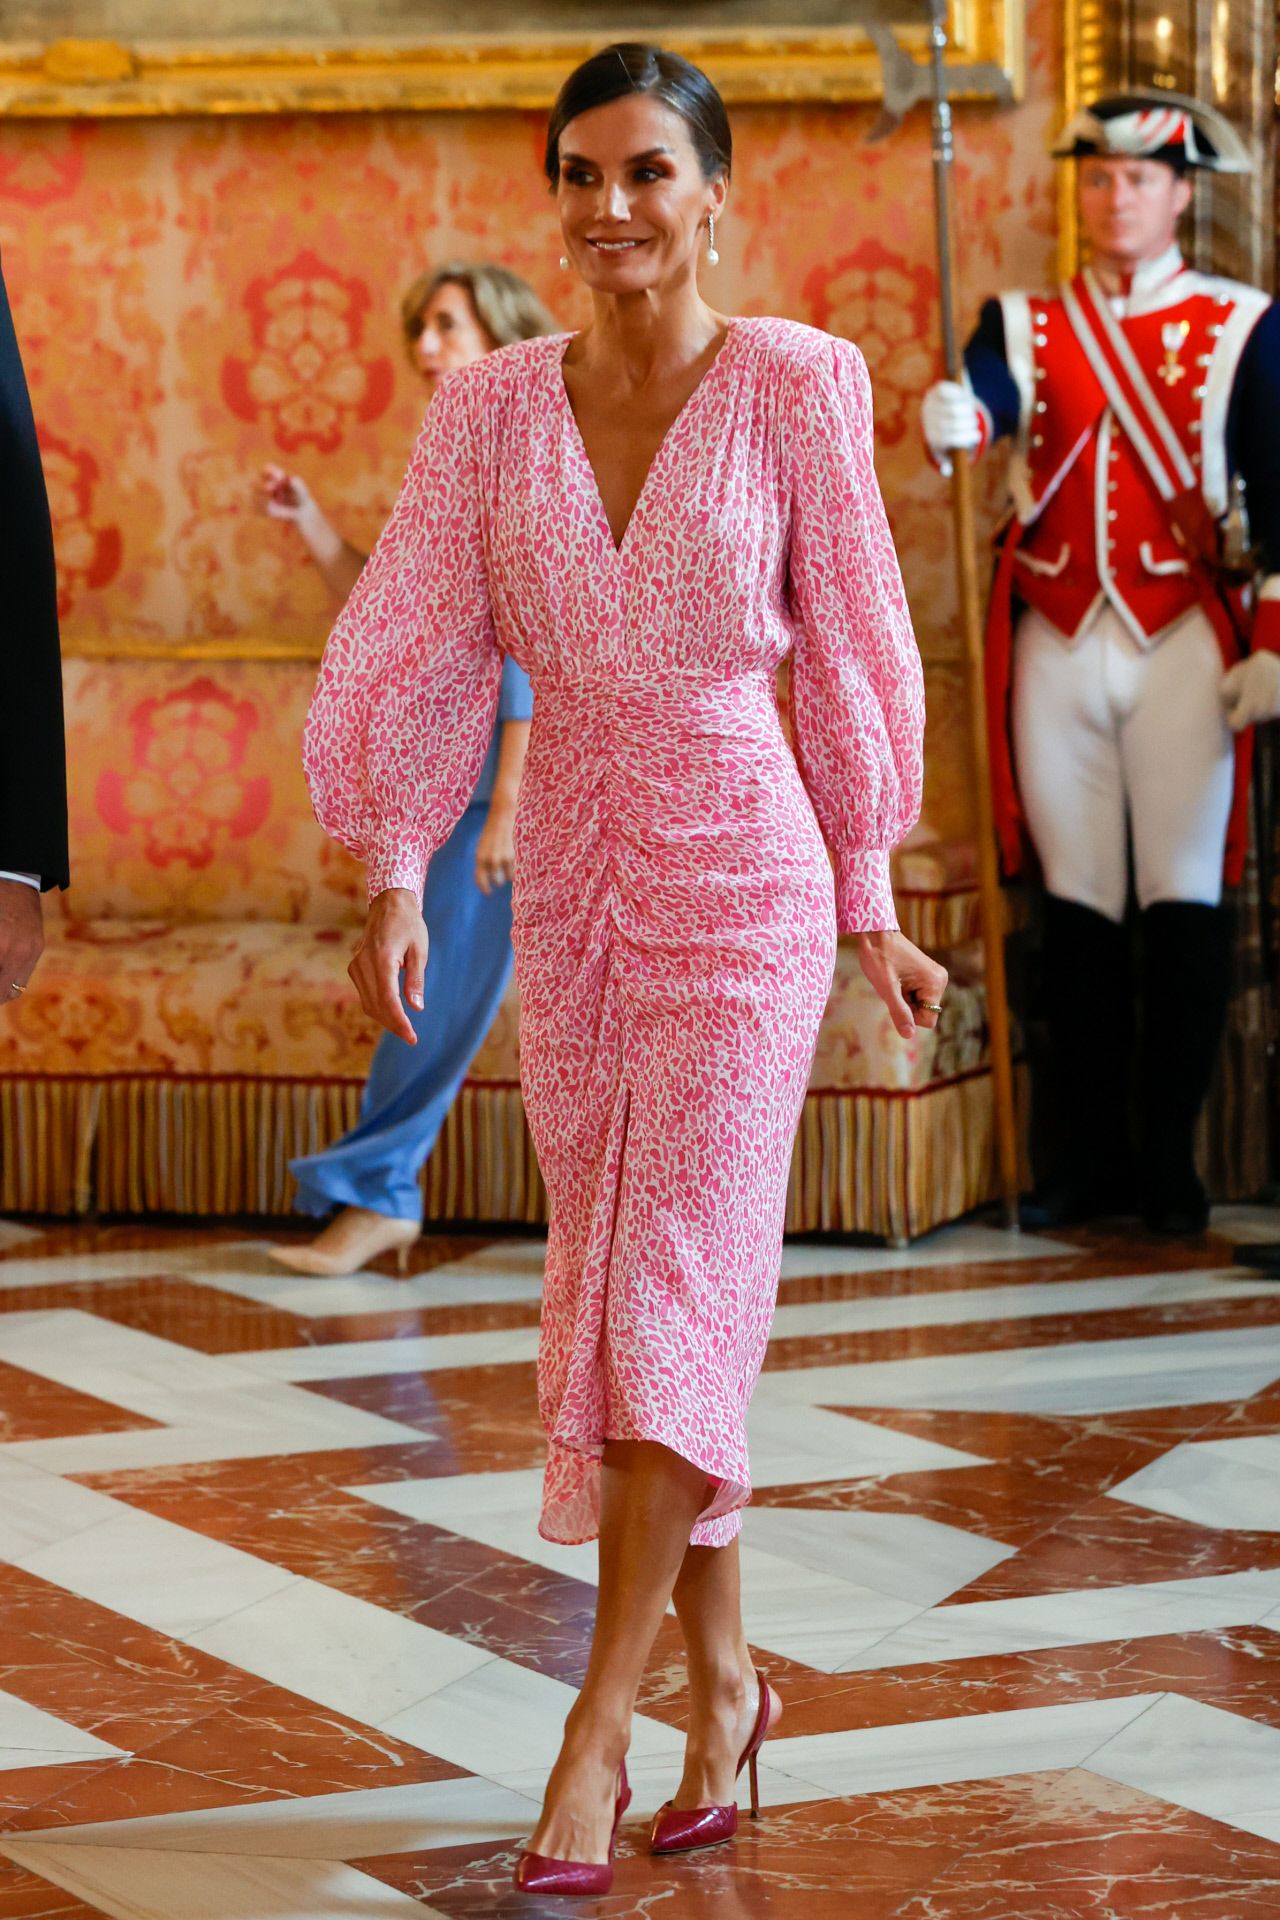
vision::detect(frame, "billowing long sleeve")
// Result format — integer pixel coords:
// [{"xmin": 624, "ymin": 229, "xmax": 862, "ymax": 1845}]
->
[
  {"xmin": 785, "ymin": 336, "xmax": 925, "ymax": 933},
  {"xmin": 304, "ymin": 369, "xmax": 502, "ymax": 898}
]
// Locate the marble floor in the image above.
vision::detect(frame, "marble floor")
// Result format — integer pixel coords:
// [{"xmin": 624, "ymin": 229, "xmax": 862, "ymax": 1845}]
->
[{"xmin": 1, "ymin": 1208, "xmax": 1280, "ymax": 1916}]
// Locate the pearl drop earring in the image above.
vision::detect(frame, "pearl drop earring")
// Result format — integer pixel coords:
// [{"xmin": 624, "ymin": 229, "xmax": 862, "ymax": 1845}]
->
[
  {"xmin": 706, "ymin": 212, "xmax": 720, "ymax": 266},
  {"xmin": 559, "ymin": 254, "xmax": 570, "ymax": 270}
]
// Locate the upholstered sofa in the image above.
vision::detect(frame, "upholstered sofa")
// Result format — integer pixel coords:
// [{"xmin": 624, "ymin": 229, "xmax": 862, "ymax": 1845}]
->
[{"xmin": 0, "ymin": 658, "xmax": 1019, "ymax": 1241}]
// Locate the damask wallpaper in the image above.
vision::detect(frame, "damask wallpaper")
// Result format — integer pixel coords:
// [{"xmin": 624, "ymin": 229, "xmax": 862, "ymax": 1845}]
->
[{"xmin": 0, "ymin": 0, "xmax": 1057, "ymax": 845}]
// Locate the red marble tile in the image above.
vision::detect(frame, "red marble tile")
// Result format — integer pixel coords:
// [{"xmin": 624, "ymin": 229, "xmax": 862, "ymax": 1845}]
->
[
  {"xmin": 360, "ymin": 1767, "xmax": 1280, "ymax": 1919},
  {"xmin": 0, "ymin": 1276, "xmax": 306, "ymax": 1358},
  {"xmin": 0, "ymin": 1363, "xmax": 157, "ymax": 1445},
  {"xmin": 0, "ymin": 1567, "xmax": 459, "ymax": 1838},
  {"xmin": 0, "ymin": 1861, "xmax": 107, "ymax": 1918}
]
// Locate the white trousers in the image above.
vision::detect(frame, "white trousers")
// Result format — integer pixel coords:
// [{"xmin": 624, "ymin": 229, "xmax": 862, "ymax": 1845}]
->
[{"xmin": 1011, "ymin": 603, "xmax": 1236, "ymax": 923}]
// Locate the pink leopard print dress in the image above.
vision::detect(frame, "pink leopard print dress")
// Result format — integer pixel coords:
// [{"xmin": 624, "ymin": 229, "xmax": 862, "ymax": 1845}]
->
[{"xmin": 305, "ymin": 316, "xmax": 924, "ymax": 1547}]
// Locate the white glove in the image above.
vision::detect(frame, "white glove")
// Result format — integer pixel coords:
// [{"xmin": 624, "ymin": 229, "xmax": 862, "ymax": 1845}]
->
[
  {"xmin": 922, "ymin": 379, "xmax": 983, "ymax": 478},
  {"xmin": 1221, "ymin": 651, "xmax": 1280, "ymax": 732}
]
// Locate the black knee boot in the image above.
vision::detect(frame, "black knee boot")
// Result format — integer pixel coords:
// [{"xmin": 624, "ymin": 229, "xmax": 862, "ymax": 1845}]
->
[
  {"xmin": 1139, "ymin": 901, "xmax": 1232, "ymax": 1235},
  {"xmin": 1020, "ymin": 895, "xmax": 1137, "ymax": 1231}
]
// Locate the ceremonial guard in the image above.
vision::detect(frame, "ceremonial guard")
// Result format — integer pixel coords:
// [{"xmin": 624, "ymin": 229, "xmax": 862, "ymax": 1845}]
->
[{"xmin": 922, "ymin": 93, "xmax": 1280, "ymax": 1234}]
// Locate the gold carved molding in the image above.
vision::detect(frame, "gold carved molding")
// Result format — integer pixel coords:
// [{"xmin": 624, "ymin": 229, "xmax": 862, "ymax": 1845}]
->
[
  {"xmin": 63, "ymin": 633, "xmax": 325, "ymax": 663},
  {"xmin": 0, "ymin": 5, "xmax": 1023, "ymax": 117}
]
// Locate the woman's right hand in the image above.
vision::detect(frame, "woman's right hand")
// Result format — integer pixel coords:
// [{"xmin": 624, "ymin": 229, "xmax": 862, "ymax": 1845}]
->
[
  {"xmin": 348, "ymin": 888, "xmax": 429, "ymax": 1044},
  {"xmin": 259, "ymin": 464, "xmax": 315, "ymax": 523}
]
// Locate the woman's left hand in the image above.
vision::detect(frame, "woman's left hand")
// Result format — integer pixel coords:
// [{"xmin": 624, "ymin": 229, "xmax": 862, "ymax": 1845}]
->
[
  {"xmin": 857, "ymin": 929, "xmax": 949, "ymax": 1040},
  {"xmin": 474, "ymin": 801, "xmax": 516, "ymax": 894}
]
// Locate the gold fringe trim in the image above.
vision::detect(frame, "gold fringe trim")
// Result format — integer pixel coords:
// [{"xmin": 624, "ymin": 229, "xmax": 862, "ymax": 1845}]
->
[
  {"xmin": 784, "ymin": 1069, "xmax": 1031, "ymax": 1241},
  {"xmin": 1, "ymin": 1068, "xmax": 1025, "ymax": 1240}
]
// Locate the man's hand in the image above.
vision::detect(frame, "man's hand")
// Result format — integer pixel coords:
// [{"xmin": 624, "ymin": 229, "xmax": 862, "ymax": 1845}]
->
[
  {"xmin": 1221, "ymin": 651, "xmax": 1280, "ymax": 733},
  {"xmin": 0, "ymin": 879, "xmax": 42, "ymax": 1005},
  {"xmin": 857, "ymin": 929, "xmax": 950, "ymax": 1041},
  {"xmin": 348, "ymin": 888, "xmax": 429, "ymax": 1044}
]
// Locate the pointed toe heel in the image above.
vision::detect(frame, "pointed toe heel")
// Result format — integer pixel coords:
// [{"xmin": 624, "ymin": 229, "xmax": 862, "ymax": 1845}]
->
[
  {"xmin": 513, "ymin": 1761, "xmax": 630, "ymax": 1897},
  {"xmin": 649, "ymin": 1671, "xmax": 774, "ymax": 1857},
  {"xmin": 649, "ymin": 1799, "xmax": 738, "ymax": 1854}
]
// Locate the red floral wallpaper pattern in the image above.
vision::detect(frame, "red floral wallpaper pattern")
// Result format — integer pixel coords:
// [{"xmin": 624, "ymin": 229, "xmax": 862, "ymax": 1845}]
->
[{"xmin": 0, "ymin": 2, "xmax": 1057, "ymax": 847}]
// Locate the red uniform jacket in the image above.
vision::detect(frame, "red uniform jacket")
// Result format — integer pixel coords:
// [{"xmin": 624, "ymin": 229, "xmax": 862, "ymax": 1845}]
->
[{"xmin": 960, "ymin": 249, "xmax": 1278, "ymax": 882}]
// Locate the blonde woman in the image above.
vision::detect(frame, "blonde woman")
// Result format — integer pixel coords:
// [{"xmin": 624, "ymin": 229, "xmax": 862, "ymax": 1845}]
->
[{"xmin": 265, "ymin": 262, "xmax": 556, "ymax": 1276}]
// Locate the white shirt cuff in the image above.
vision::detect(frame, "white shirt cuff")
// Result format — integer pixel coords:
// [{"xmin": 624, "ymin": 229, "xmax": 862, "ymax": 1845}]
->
[{"xmin": 0, "ymin": 871, "xmax": 40, "ymax": 890}]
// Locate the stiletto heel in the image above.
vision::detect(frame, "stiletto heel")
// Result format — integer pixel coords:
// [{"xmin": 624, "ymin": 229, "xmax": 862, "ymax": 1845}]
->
[
  {"xmin": 650, "ymin": 1670, "xmax": 775, "ymax": 1855},
  {"xmin": 268, "ymin": 1208, "xmax": 420, "ymax": 1277},
  {"xmin": 513, "ymin": 1759, "xmax": 630, "ymax": 1895}
]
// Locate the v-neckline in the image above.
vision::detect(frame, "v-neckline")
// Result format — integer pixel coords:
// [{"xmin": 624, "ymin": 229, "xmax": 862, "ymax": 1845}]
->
[{"xmin": 557, "ymin": 321, "xmax": 739, "ymax": 558}]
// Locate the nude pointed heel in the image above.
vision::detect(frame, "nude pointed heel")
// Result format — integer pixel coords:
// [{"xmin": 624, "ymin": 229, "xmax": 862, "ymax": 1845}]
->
[
  {"xmin": 513, "ymin": 1760, "xmax": 630, "ymax": 1896},
  {"xmin": 267, "ymin": 1208, "xmax": 420, "ymax": 1278},
  {"xmin": 650, "ymin": 1671, "xmax": 775, "ymax": 1855}
]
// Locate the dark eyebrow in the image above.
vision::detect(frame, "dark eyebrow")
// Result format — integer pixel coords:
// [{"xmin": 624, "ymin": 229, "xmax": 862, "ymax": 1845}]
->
[{"xmin": 559, "ymin": 145, "xmax": 676, "ymax": 168}]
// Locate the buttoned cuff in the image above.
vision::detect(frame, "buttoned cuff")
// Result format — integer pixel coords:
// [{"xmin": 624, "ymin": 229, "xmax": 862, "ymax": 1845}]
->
[
  {"xmin": 1253, "ymin": 579, "xmax": 1280, "ymax": 655},
  {"xmin": 834, "ymin": 849, "xmax": 898, "ymax": 935},
  {"xmin": 365, "ymin": 830, "xmax": 430, "ymax": 903}
]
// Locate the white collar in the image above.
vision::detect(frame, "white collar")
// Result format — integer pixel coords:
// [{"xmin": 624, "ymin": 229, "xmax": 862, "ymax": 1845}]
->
[{"xmin": 1100, "ymin": 244, "xmax": 1186, "ymax": 314}]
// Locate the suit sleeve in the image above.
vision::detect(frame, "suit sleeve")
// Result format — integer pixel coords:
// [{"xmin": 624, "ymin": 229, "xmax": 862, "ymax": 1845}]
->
[
  {"xmin": 0, "ymin": 254, "xmax": 68, "ymax": 890},
  {"xmin": 1228, "ymin": 301, "xmax": 1280, "ymax": 653},
  {"xmin": 964, "ymin": 298, "xmax": 1023, "ymax": 447}
]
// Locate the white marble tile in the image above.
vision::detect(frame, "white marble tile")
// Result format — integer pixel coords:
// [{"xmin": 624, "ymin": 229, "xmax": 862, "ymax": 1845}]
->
[
  {"xmin": 35, "ymin": 1777, "xmax": 541, "ymax": 1856},
  {"xmin": 0, "ymin": 1219, "xmax": 42, "ymax": 1250},
  {"xmin": 1109, "ymin": 1434, "xmax": 1280, "ymax": 1533},
  {"xmin": 0, "ymin": 1688, "xmax": 126, "ymax": 1766},
  {"xmin": 351, "ymin": 1474, "xmax": 1010, "ymax": 1673},
  {"xmin": 187, "ymin": 1240, "xmax": 550, "ymax": 1316},
  {"xmin": 188, "ymin": 1578, "xmax": 493, "ymax": 1730},
  {"xmin": 15, "ymin": 1506, "xmax": 303, "ymax": 1641},
  {"xmin": 735, "ymin": 1547, "xmax": 919, "ymax": 1672},
  {"xmin": 0, "ymin": 1309, "xmax": 248, "ymax": 1416},
  {"xmin": 499, "ymin": 1754, "xmax": 816, "ymax": 1818},
  {"xmin": 0, "ymin": 1458, "xmax": 124, "ymax": 1560},
  {"xmin": 765, "ymin": 1694, "xmax": 1162, "ymax": 1797},
  {"xmin": 1089, "ymin": 1694, "xmax": 1280, "ymax": 1840},
  {"xmin": 381, "ymin": 1657, "xmax": 684, "ymax": 1783},
  {"xmin": 742, "ymin": 1507, "xmax": 1014, "ymax": 1607},
  {"xmin": 759, "ymin": 1324, "xmax": 1280, "ymax": 1416},
  {"xmin": 770, "ymin": 1268, "xmax": 1277, "ymax": 1338},
  {"xmin": 746, "ymin": 1395, "xmax": 987, "ymax": 1487},
  {"xmin": 239, "ymin": 1326, "xmax": 540, "ymax": 1382},
  {"xmin": 232, "ymin": 1269, "xmax": 1268, "ymax": 1387},
  {"xmin": 838, "ymin": 1567, "xmax": 1280, "ymax": 1670},
  {"xmin": 776, "ymin": 1223, "xmax": 1077, "ymax": 1279},
  {"xmin": 0, "ymin": 1312, "xmax": 438, "ymax": 1474},
  {"xmin": 1214, "ymin": 1203, "xmax": 1280, "ymax": 1245},
  {"xmin": 0, "ymin": 1842, "xmax": 445, "ymax": 1920}
]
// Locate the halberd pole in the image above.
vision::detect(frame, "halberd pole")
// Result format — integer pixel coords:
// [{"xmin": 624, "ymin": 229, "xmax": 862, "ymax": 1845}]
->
[{"xmin": 922, "ymin": 1, "xmax": 1021, "ymax": 1227}]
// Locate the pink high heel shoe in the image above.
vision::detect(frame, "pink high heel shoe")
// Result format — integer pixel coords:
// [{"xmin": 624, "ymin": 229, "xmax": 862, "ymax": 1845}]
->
[
  {"xmin": 513, "ymin": 1759, "xmax": 631, "ymax": 1896},
  {"xmin": 649, "ymin": 1671, "xmax": 774, "ymax": 1854}
]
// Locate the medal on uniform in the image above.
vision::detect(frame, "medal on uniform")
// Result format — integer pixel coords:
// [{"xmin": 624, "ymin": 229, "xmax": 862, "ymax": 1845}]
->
[{"xmin": 1158, "ymin": 318, "xmax": 1191, "ymax": 386}]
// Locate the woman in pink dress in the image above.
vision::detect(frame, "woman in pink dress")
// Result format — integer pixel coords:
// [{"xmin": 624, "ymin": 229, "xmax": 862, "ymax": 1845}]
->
[{"xmin": 306, "ymin": 42, "xmax": 946, "ymax": 1896}]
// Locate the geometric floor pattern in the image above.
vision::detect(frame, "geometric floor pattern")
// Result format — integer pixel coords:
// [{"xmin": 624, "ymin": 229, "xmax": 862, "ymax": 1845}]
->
[{"xmin": 2, "ymin": 1208, "xmax": 1280, "ymax": 1915}]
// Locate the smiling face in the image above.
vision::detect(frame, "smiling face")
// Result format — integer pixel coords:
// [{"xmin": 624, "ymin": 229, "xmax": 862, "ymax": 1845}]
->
[
  {"xmin": 554, "ymin": 92, "xmax": 727, "ymax": 296},
  {"xmin": 1077, "ymin": 156, "xmax": 1193, "ymax": 270},
  {"xmin": 410, "ymin": 281, "xmax": 496, "ymax": 391}
]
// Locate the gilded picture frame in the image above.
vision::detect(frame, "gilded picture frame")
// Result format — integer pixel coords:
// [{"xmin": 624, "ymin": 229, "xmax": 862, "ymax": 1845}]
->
[{"xmin": 0, "ymin": 2, "xmax": 1022, "ymax": 117}]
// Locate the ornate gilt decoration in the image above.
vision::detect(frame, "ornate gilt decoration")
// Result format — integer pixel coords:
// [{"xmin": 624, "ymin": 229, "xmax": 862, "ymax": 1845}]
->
[{"xmin": 0, "ymin": 5, "xmax": 1022, "ymax": 116}]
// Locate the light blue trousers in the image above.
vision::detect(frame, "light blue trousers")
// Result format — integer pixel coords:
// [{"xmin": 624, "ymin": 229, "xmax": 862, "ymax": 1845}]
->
[{"xmin": 290, "ymin": 804, "xmax": 515, "ymax": 1222}]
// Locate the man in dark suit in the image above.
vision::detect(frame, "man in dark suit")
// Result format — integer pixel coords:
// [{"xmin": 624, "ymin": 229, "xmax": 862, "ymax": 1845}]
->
[{"xmin": 0, "ymin": 251, "xmax": 68, "ymax": 1004}]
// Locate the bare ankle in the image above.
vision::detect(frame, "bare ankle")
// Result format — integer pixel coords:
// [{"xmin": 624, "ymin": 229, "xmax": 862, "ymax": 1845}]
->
[{"xmin": 688, "ymin": 1652, "xmax": 755, "ymax": 1713}]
